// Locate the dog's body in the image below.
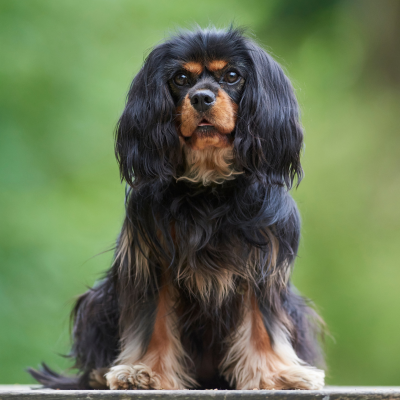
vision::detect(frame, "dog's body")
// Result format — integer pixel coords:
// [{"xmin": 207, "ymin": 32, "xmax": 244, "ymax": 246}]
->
[{"xmin": 29, "ymin": 28, "xmax": 325, "ymax": 390}]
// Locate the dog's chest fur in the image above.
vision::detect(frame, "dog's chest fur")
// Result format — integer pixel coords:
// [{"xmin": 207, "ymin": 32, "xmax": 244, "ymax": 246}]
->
[{"xmin": 168, "ymin": 183, "xmax": 252, "ymax": 302}]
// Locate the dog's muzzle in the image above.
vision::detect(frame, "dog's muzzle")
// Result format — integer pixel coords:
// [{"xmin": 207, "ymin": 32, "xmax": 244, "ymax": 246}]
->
[{"xmin": 178, "ymin": 81, "xmax": 237, "ymax": 150}]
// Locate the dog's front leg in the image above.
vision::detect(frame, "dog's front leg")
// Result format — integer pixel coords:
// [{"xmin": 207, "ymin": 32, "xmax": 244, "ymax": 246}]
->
[
  {"xmin": 220, "ymin": 293, "xmax": 324, "ymax": 390},
  {"xmin": 106, "ymin": 286, "xmax": 196, "ymax": 390}
]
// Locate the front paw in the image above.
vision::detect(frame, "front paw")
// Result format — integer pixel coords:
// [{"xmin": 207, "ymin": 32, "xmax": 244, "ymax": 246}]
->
[
  {"xmin": 106, "ymin": 364, "xmax": 162, "ymax": 390},
  {"xmin": 261, "ymin": 365, "xmax": 325, "ymax": 390}
]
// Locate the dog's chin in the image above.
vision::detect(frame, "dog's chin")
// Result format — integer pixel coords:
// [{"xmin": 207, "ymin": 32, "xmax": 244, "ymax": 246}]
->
[{"xmin": 182, "ymin": 126, "xmax": 233, "ymax": 151}]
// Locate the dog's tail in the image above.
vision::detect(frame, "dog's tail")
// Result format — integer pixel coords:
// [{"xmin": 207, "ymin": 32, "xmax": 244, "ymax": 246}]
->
[{"xmin": 27, "ymin": 363, "xmax": 91, "ymax": 390}]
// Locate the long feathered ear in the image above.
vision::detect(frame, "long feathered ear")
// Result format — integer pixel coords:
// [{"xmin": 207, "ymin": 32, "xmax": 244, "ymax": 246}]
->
[
  {"xmin": 234, "ymin": 41, "xmax": 303, "ymax": 188},
  {"xmin": 115, "ymin": 45, "xmax": 181, "ymax": 188}
]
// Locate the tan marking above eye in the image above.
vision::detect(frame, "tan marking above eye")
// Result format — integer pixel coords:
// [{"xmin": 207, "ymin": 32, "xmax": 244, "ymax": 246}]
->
[
  {"xmin": 207, "ymin": 60, "xmax": 228, "ymax": 72},
  {"xmin": 182, "ymin": 61, "xmax": 203, "ymax": 75}
]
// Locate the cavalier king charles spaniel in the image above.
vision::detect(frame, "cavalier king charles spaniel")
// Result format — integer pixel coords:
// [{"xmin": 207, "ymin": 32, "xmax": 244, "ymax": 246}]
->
[{"xmin": 29, "ymin": 27, "xmax": 325, "ymax": 391}]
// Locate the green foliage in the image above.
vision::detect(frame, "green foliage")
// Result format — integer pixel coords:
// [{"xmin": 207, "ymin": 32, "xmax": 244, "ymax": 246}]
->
[{"xmin": 1, "ymin": 0, "xmax": 399, "ymax": 386}]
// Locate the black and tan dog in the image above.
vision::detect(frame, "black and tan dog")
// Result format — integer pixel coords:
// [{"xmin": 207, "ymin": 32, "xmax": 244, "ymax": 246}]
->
[{"xmin": 29, "ymin": 27, "xmax": 325, "ymax": 391}]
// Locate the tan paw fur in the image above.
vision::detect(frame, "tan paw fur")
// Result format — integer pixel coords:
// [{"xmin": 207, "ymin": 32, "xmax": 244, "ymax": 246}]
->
[
  {"xmin": 106, "ymin": 364, "xmax": 162, "ymax": 390},
  {"xmin": 258, "ymin": 365, "xmax": 325, "ymax": 390}
]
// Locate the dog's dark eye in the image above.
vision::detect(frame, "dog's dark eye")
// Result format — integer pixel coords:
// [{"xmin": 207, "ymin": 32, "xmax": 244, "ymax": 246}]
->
[
  {"xmin": 224, "ymin": 71, "xmax": 240, "ymax": 84},
  {"xmin": 174, "ymin": 74, "xmax": 188, "ymax": 86}
]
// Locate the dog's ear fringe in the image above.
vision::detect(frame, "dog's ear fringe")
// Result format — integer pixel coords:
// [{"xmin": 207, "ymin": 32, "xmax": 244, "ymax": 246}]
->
[
  {"xmin": 114, "ymin": 42, "xmax": 182, "ymax": 189},
  {"xmin": 233, "ymin": 38, "xmax": 303, "ymax": 190}
]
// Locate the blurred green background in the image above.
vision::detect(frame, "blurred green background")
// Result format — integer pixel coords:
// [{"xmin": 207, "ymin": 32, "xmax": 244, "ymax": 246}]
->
[{"xmin": 1, "ymin": 0, "xmax": 399, "ymax": 386}]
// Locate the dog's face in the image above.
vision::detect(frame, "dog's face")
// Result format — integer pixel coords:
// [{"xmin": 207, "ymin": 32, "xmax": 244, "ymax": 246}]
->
[
  {"xmin": 115, "ymin": 28, "xmax": 303, "ymax": 189},
  {"xmin": 170, "ymin": 60, "xmax": 244, "ymax": 151}
]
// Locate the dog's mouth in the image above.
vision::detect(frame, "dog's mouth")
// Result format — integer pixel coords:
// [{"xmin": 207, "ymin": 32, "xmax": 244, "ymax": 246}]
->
[
  {"xmin": 198, "ymin": 119, "xmax": 213, "ymax": 127},
  {"xmin": 181, "ymin": 121, "xmax": 235, "ymax": 151},
  {"xmin": 182, "ymin": 118, "xmax": 217, "ymax": 142},
  {"xmin": 193, "ymin": 119, "xmax": 220, "ymax": 136},
  {"xmin": 183, "ymin": 123, "xmax": 233, "ymax": 150}
]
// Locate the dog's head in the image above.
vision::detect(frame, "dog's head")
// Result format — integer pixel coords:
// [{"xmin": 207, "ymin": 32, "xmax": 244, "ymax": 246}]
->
[{"xmin": 116, "ymin": 27, "xmax": 303, "ymax": 189}]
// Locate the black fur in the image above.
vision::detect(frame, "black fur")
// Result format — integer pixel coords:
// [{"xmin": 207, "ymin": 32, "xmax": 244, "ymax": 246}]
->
[{"xmin": 29, "ymin": 27, "xmax": 324, "ymax": 390}]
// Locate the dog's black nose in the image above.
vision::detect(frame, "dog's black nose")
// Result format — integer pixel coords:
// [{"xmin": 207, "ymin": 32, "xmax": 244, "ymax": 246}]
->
[{"xmin": 190, "ymin": 90, "xmax": 216, "ymax": 112}]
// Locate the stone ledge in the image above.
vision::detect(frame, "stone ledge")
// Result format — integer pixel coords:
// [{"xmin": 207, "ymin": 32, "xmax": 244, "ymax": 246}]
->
[{"xmin": 1, "ymin": 386, "xmax": 400, "ymax": 400}]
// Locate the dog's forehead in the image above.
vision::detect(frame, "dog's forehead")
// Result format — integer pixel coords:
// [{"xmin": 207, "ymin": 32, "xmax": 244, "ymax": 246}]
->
[
  {"xmin": 182, "ymin": 60, "xmax": 228, "ymax": 75},
  {"xmin": 163, "ymin": 29, "xmax": 249, "ymax": 75}
]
